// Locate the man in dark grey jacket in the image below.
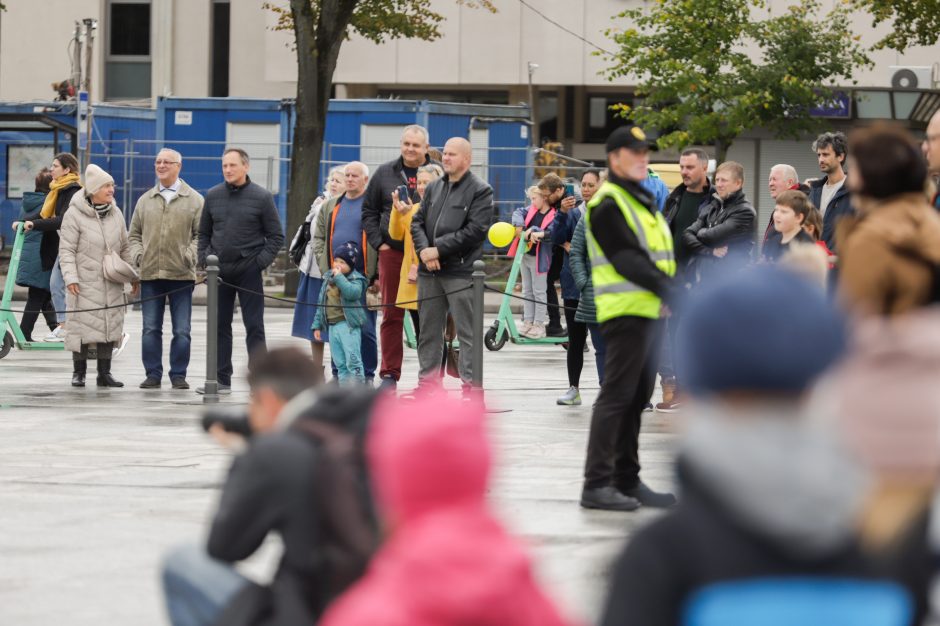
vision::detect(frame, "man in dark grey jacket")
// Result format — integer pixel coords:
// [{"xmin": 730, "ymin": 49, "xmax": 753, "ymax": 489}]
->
[
  {"xmin": 411, "ymin": 137, "xmax": 493, "ymax": 391},
  {"xmin": 197, "ymin": 148, "xmax": 284, "ymax": 393}
]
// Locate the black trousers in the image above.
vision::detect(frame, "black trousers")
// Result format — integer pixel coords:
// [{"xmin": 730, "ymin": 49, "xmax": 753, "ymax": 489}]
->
[
  {"xmin": 20, "ymin": 286, "xmax": 57, "ymax": 341},
  {"xmin": 546, "ymin": 248, "xmax": 564, "ymax": 328},
  {"xmin": 563, "ymin": 298, "xmax": 586, "ymax": 387},
  {"xmin": 583, "ymin": 316, "xmax": 661, "ymax": 490},
  {"xmin": 217, "ymin": 269, "xmax": 266, "ymax": 386}
]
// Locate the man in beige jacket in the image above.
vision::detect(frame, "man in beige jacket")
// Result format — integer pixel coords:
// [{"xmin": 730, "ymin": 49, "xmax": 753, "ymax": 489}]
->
[{"xmin": 129, "ymin": 148, "xmax": 204, "ymax": 390}]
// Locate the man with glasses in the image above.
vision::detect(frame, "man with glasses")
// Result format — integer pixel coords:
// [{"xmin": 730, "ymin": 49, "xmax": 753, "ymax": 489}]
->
[{"xmin": 129, "ymin": 148, "xmax": 204, "ymax": 389}]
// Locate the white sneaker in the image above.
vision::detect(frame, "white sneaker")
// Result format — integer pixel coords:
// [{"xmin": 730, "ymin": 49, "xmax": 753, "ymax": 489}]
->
[
  {"xmin": 43, "ymin": 326, "xmax": 65, "ymax": 342},
  {"xmin": 519, "ymin": 321, "xmax": 533, "ymax": 336},
  {"xmin": 112, "ymin": 333, "xmax": 130, "ymax": 358},
  {"xmin": 528, "ymin": 322, "xmax": 546, "ymax": 339}
]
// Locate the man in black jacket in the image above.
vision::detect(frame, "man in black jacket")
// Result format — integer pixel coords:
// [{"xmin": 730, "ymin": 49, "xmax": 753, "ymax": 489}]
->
[
  {"xmin": 197, "ymin": 148, "xmax": 284, "ymax": 394},
  {"xmin": 411, "ymin": 137, "xmax": 493, "ymax": 391},
  {"xmin": 361, "ymin": 125, "xmax": 434, "ymax": 389},
  {"xmin": 682, "ymin": 161, "xmax": 756, "ymax": 282},
  {"xmin": 807, "ymin": 131, "xmax": 854, "ymax": 251},
  {"xmin": 581, "ymin": 125, "xmax": 677, "ymax": 512},
  {"xmin": 162, "ymin": 348, "xmax": 378, "ymax": 626},
  {"xmin": 657, "ymin": 148, "xmax": 713, "ymax": 413}
]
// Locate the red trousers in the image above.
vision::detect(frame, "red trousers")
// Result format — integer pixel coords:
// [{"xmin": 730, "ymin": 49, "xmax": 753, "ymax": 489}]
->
[{"xmin": 378, "ymin": 248, "xmax": 405, "ymax": 380}]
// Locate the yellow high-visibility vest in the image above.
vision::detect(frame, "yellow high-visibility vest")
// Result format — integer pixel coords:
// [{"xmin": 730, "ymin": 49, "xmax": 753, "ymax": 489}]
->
[{"xmin": 585, "ymin": 181, "xmax": 676, "ymax": 322}]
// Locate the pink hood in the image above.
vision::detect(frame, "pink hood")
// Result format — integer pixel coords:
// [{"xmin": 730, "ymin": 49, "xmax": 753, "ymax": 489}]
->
[{"xmin": 320, "ymin": 393, "xmax": 576, "ymax": 626}]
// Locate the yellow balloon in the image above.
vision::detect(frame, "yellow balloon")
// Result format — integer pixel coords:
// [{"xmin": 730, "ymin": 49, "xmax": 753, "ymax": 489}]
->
[{"xmin": 488, "ymin": 222, "xmax": 516, "ymax": 248}]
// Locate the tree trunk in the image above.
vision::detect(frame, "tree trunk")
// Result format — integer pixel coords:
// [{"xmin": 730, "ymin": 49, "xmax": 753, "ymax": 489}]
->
[
  {"xmin": 285, "ymin": 0, "xmax": 356, "ymax": 293},
  {"xmin": 714, "ymin": 138, "xmax": 730, "ymax": 164}
]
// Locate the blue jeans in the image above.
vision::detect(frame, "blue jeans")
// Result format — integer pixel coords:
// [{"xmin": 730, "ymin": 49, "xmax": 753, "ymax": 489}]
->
[
  {"xmin": 50, "ymin": 257, "xmax": 67, "ymax": 324},
  {"xmin": 141, "ymin": 280, "xmax": 194, "ymax": 380},
  {"xmin": 162, "ymin": 543, "xmax": 250, "ymax": 626},
  {"xmin": 329, "ymin": 320, "xmax": 364, "ymax": 384},
  {"xmin": 588, "ymin": 323, "xmax": 606, "ymax": 384}
]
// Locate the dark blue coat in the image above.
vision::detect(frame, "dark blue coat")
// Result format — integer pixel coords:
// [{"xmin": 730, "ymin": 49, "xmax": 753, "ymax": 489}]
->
[
  {"xmin": 15, "ymin": 192, "xmax": 51, "ymax": 290},
  {"xmin": 552, "ymin": 205, "xmax": 584, "ymax": 301},
  {"xmin": 808, "ymin": 175, "xmax": 854, "ymax": 252}
]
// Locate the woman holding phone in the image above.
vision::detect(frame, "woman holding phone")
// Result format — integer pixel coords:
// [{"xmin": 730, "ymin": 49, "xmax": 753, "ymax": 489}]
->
[{"xmin": 388, "ymin": 163, "xmax": 443, "ymax": 337}]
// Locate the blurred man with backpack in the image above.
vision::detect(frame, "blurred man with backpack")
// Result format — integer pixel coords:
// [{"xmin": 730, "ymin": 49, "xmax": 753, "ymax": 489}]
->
[{"xmin": 161, "ymin": 348, "xmax": 379, "ymax": 626}]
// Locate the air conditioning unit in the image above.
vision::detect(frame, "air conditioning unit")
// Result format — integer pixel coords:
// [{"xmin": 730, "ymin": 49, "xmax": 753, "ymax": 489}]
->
[{"xmin": 889, "ymin": 66, "xmax": 933, "ymax": 89}]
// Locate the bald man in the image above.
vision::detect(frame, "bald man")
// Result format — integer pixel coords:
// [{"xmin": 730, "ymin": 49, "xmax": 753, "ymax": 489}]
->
[
  {"xmin": 411, "ymin": 137, "xmax": 494, "ymax": 393},
  {"xmin": 925, "ymin": 111, "xmax": 940, "ymax": 210}
]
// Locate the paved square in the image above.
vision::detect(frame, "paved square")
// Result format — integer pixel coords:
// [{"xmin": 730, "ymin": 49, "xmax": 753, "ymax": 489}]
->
[{"xmin": 0, "ymin": 307, "xmax": 678, "ymax": 625}]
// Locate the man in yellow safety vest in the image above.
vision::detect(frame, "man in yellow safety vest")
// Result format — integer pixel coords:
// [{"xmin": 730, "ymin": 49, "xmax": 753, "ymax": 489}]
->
[{"xmin": 581, "ymin": 125, "xmax": 678, "ymax": 511}]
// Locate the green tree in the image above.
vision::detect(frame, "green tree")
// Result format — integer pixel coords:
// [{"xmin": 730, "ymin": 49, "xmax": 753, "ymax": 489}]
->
[
  {"xmin": 265, "ymin": 0, "xmax": 495, "ymax": 285},
  {"xmin": 851, "ymin": 0, "xmax": 940, "ymax": 51},
  {"xmin": 603, "ymin": 0, "xmax": 870, "ymax": 161}
]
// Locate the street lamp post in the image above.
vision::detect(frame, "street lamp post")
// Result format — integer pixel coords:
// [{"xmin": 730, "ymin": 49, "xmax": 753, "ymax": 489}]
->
[{"xmin": 527, "ymin": 61, "xmax": 539, "ymax": 148}]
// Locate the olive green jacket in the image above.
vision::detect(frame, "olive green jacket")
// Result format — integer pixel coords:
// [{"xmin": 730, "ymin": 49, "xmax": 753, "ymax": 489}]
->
[{"xmin": 129, "ymin": 180, "xmax": 204, "ymax": 281}]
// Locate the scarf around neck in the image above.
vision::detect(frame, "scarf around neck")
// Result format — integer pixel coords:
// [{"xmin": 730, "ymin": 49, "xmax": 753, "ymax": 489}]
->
[{"xmin": 39, "ymin": 172, "xmax": 81, "ymax": 219}]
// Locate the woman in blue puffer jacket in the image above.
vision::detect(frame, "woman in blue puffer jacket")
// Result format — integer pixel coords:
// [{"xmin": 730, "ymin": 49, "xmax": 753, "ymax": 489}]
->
[{"xmin": 13, "ymin": 168, "xmax": 57, "ymax": 341}]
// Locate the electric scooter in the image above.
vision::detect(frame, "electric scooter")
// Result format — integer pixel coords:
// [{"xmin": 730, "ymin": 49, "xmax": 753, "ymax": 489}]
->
[
  {"xmin": 0, "ymin": 223, "xmax": 66, "ymax": 359},
  {"xmin": 484, "ymin": 235, "xmax": 567, "ymax": 351}
]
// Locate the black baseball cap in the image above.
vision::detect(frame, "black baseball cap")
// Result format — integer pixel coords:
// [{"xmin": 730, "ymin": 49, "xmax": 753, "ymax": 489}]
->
[{"xmin": 605, "ymin": 124, "xmax": 659, "ymax": 153}]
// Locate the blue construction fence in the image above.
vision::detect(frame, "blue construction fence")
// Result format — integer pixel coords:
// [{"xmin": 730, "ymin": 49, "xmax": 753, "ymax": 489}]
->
[{"xmin": 0, "ymin": 98, "xmax": 549, "ymax": 246}]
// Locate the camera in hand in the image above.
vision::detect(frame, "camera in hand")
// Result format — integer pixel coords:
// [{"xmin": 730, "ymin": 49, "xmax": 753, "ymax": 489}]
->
[{"xmin": 201, "ymin": 408, "xmax": 253, "ymax": 438}]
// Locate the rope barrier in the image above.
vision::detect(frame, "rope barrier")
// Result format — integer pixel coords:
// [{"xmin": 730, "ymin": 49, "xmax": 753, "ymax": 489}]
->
[
  {"xmin": 218, "ymin": 278, "xmax": 473, "ymax": 309},
  {"xmin": 0, "ymin": 280, "xmax": 206, "ymax": 315},
  {"xmin": 483, "ymin": 284, "xmax": 582, "ymax": 313}
]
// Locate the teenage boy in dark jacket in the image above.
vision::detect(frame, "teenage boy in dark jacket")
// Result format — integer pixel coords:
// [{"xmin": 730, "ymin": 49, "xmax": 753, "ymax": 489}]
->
[
  {"xmin": 682, "ymin": 161, "xmax": 756, "ymax": 281},
  {"xmin": 361, "ymin": 125, "xmax": 435, "ymax": 389},
  {"xmin": 600, "ymin": 267, "xmax": 871, "ymax": 626},
  {"xmin": 161, "ymin": 348, "xmax": 379, "ymax": 626},
  {"xmin": 411, "ymin": 137, "xmax": 492, "ymax": 392},
  {"xmin": 197, "ymin": 148, "xmax": 284, "ymax": 393}
]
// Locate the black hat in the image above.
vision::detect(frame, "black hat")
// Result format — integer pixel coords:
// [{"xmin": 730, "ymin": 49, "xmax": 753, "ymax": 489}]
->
[
  {"xmin": 605, "ymin": 124, "xmax": 658, "ymax": 153},
  {"xmin": 333, "ymin": 241, "xmax": 360, "ymax": 269}
]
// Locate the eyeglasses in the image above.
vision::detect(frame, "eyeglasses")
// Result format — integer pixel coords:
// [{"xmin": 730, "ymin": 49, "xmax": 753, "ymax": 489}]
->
[{"xmin": 155, "ymin": 160, "xmax": 180, "ymax": 166}]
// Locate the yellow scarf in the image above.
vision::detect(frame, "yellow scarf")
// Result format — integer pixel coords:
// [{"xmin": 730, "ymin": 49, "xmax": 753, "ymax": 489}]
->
[{"xmin": 39, "ymin": 172, "xmax": 82, "ymax": 219}]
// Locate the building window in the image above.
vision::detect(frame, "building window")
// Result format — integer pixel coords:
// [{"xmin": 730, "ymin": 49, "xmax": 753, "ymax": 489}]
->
[
  {"xmin": 211, "ymin": 0, "xmax": 231, "ymax": 97},
  {"xmin": 106, "ymin": 1, "xmax": 151, "ymax": 100},
  {"xmin": 585, "ymin": 94, "xmax": 633, "ymax": 142}
]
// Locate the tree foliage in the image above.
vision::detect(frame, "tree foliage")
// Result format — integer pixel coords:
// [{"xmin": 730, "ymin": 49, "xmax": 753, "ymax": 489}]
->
[
  {"xmin": 263, "ymin": 0, "xmax": 494, "ymax": 293},
  {"xmin": 603, "ymin": 0, "xmax": 871, "ymax": 160},
  {"xmin": 851, "ymin": 0, "xmax": 940, "ymax": 51}
]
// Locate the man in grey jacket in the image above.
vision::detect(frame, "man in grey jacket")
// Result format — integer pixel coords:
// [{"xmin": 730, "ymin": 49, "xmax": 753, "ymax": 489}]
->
[
  {"xmin": 129, "ymin": 148, "xmax": 204, "ymax": 390},
  {"xmin": 197, "ymin": 148, "xmax": 284, "ymax": 394},
  {"xmin": 411, "ymin": 137, "xmax": 493, "ymax": 392}
]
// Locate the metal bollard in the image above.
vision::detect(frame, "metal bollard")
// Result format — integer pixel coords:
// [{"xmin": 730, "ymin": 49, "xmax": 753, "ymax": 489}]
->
[
  {"xmin": 203, "ymin": 255, "xmax": 220, "ymax": 403},
  {"xmin": 471, "ymin": 260, "xmax": 485, "ymax": 392}
]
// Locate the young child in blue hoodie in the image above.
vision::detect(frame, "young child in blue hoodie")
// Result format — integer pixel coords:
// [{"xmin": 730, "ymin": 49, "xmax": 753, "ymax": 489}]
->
[{"xmin": 312, "ymin": 241, "xmax": 368, "ymax": 385}]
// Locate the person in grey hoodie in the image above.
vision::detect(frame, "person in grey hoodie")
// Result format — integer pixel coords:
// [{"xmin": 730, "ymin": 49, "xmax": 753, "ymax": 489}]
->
[{"xmin": 599, "ymin": 266, "xmax": 874, "ymax": 626}]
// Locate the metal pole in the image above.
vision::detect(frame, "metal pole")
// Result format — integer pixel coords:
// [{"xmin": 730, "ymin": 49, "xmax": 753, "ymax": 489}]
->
[
  {"xmin": 81, "ymin": 18, "xmax": 97, "ymax": 170},
  {"xmin": 266, "ymin": 155, "xmax": 274, "ymax": 191},
  {"xmin": 527, "ymin": 61, "xmax": 539, "ymax": 148},
  {"xmin": 203, "ymin": 255, "xmax": 220, "ymax": 403},
  {"xmin": 471, "ymin": 260, "xmax": 485, "ymax": 392}
]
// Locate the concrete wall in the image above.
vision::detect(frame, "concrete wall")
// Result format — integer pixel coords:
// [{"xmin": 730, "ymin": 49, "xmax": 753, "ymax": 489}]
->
[
  {"xmin": 0, "ymin": 0, "xmax": 104, "ymax": 101},
  {"xmin": 1, "ymin": 0, "xmax": 939, "ymax": 103}
]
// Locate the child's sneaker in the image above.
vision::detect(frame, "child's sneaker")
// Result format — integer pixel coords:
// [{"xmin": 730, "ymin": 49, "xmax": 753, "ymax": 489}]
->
[
  {"xmin": 528, "ymin": 322, "xmax": 546, "ymax": 338},
  {"xmin": 556, "ymin": 387, "xmax": 581, "ymax": 406}
]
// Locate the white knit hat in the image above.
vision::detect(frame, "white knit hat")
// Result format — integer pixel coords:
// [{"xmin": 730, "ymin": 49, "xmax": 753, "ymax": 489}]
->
[{"xmin": 84, "ymin": 164, "xmax": 114, "ymax": 195}]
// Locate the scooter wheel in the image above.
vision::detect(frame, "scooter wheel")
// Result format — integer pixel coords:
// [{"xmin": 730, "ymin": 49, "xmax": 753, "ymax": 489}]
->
[
  {"xmin": 484, "ymin": 325, "xmax": 507, "ymax": 351},
  {"xmin": 0, "ymin": 331, "xmax": 13, "ymax": 359}
]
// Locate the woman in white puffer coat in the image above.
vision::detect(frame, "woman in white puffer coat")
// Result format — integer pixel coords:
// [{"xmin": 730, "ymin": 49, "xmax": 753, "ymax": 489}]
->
[{"xmin": 59, "ymin": 164, "xmax": 138, "ymax": 388}]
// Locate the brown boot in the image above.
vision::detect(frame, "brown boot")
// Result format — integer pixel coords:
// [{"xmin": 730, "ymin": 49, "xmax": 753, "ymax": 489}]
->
[{"xmin": 655, "ymin": 377, "xmax": 682, "ymax": 413}]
